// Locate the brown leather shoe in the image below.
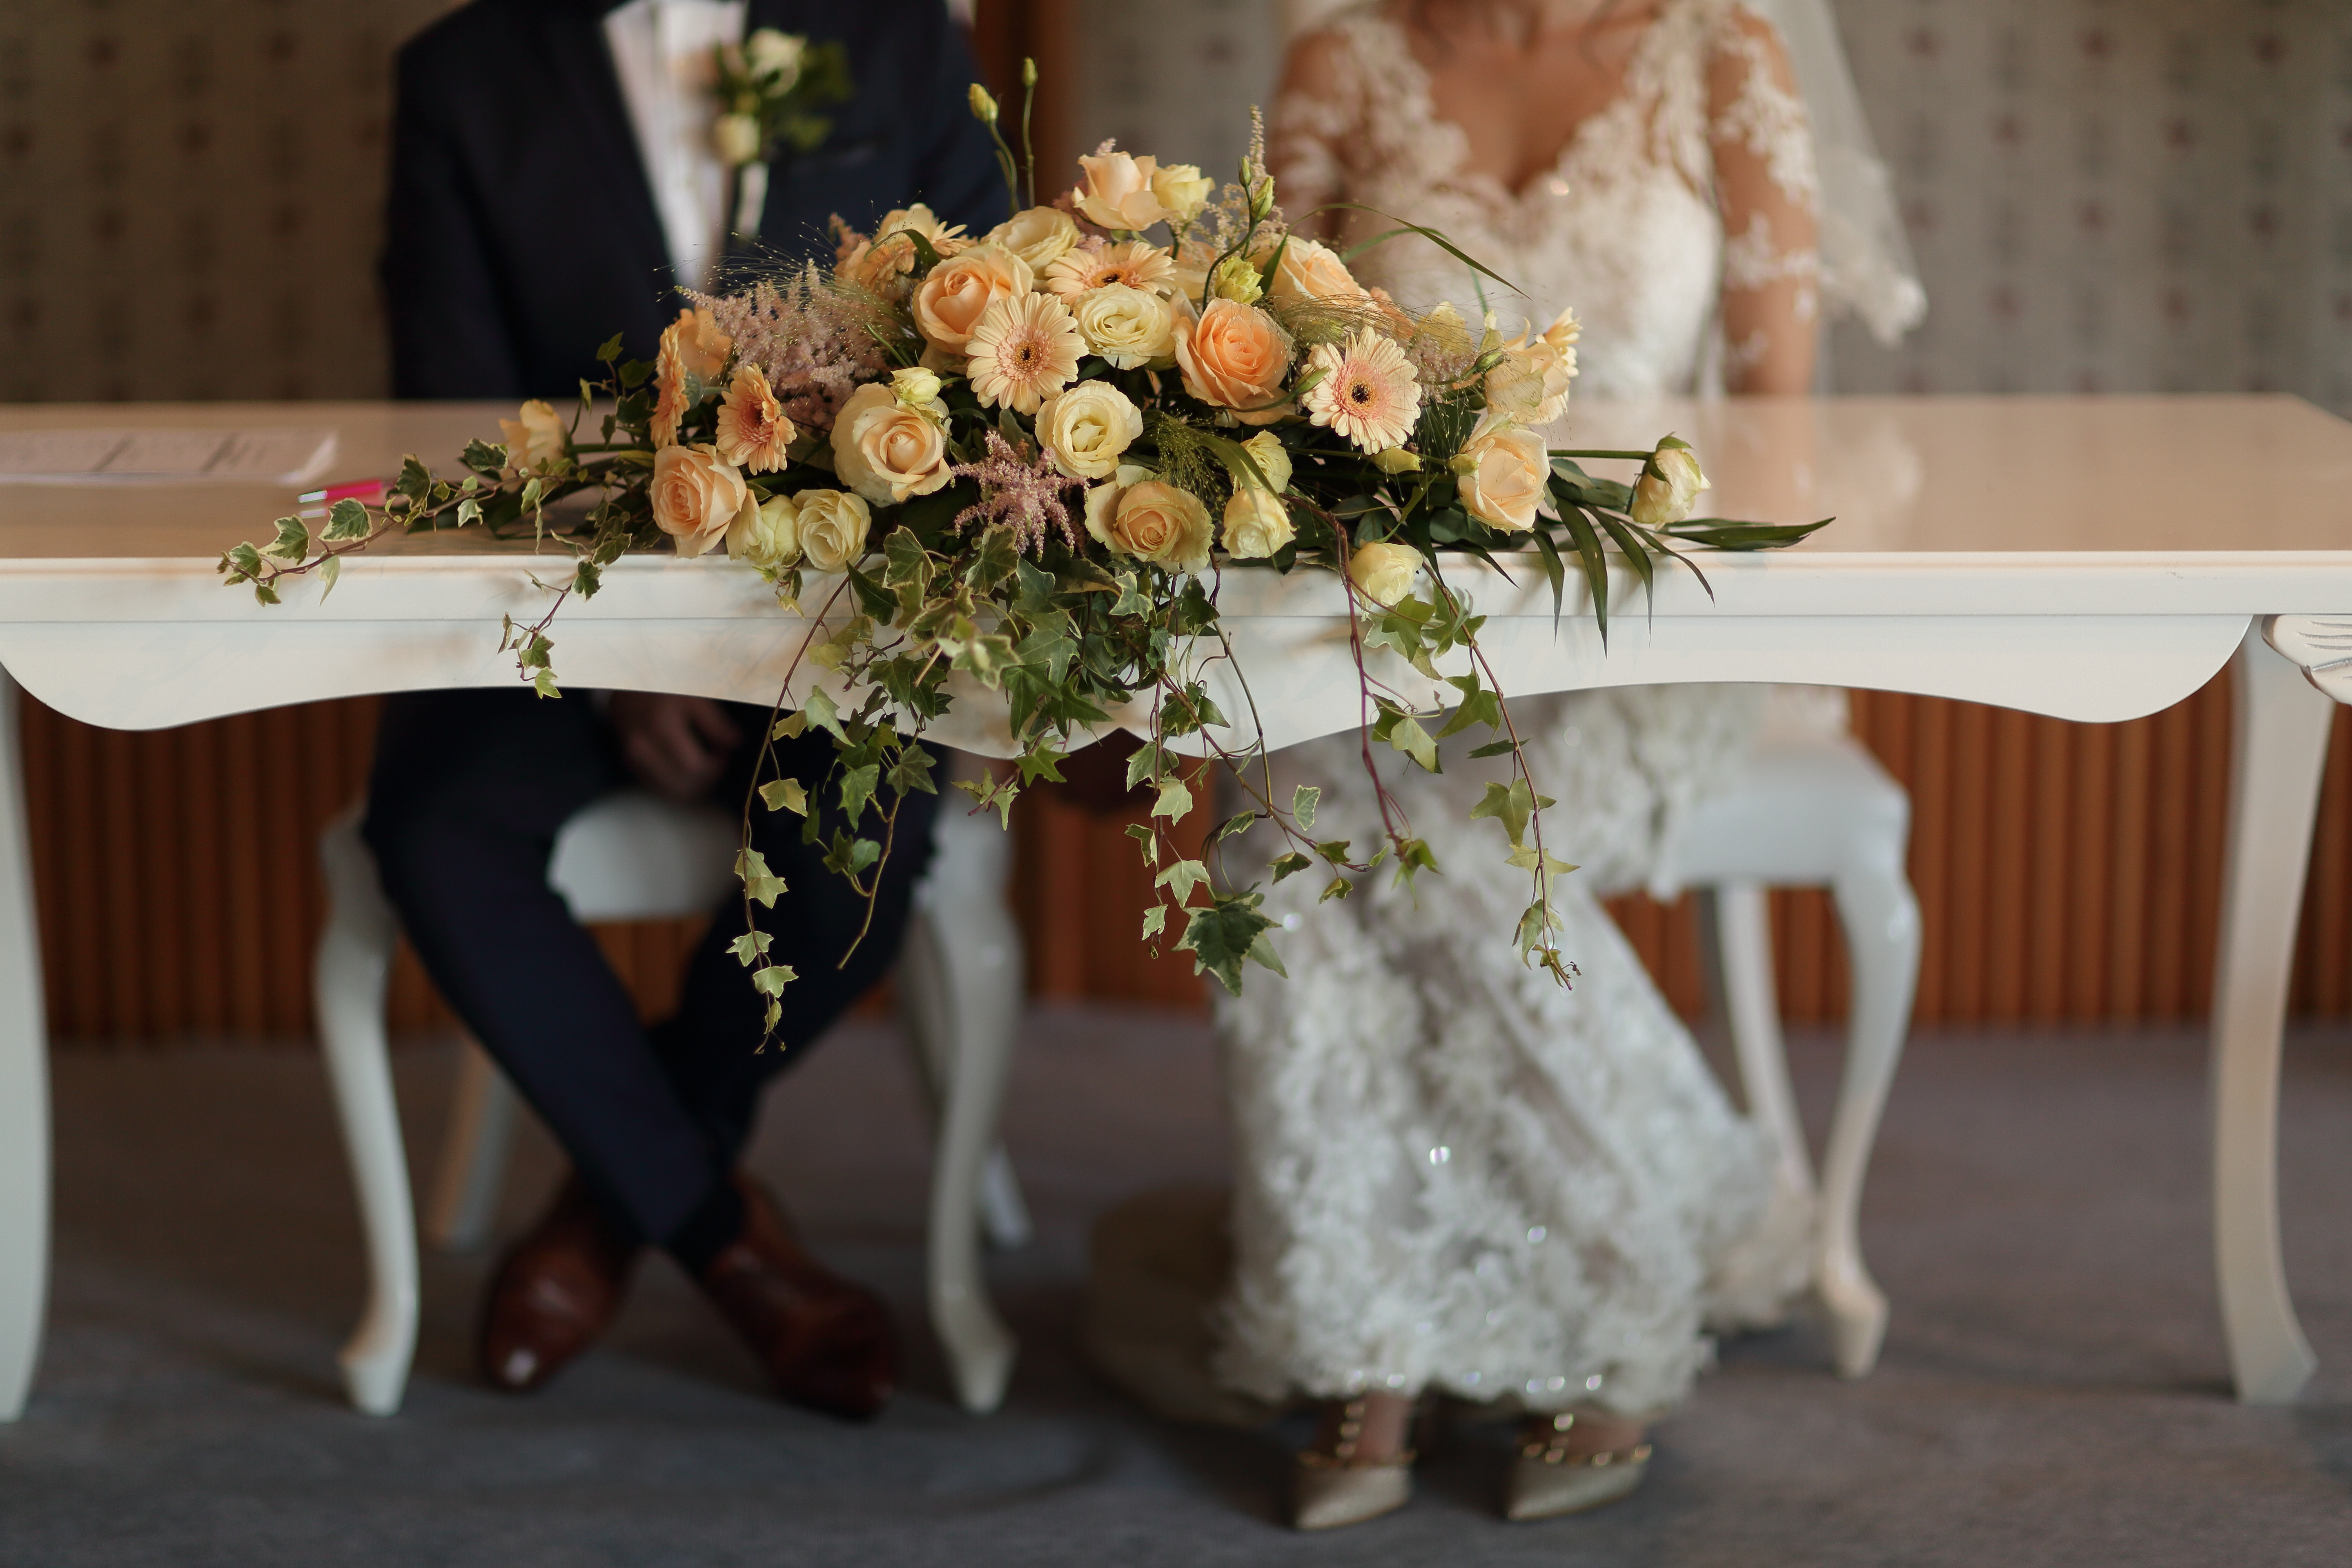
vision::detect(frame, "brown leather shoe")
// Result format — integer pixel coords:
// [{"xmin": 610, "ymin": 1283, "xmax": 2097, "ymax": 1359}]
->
[
  {"xmin": 697, "ymin": 1176, "xmax": 898, "ymax": 1420},
  {"xmin": 479, "ymin": 1172, "xmax": 641, "ymax": 1393}
]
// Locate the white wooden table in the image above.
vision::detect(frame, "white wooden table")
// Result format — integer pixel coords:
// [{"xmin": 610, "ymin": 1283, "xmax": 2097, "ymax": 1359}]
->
[{"xmin": 0, "ymin": 394, "xmax": 2347, "ymax": 1418}]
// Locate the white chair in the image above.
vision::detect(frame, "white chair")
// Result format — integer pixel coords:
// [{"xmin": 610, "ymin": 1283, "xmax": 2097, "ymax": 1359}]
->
[
  {"xmin": 313, "ymin": 790, "xmax": 1031, "ymax": 1418},
  {"xmin": 1660, "ymin": 718, "xmax": 1921, "ymax": 1379}
]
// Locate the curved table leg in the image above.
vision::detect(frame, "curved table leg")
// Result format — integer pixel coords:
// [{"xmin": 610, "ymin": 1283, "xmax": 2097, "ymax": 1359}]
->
[
  {"xmin": 0, "ymin": 670, "xmax": 49, "ymax": 1421},
  {"xmin": 2211, "ymin": 624, "xmax": 2336, "ymax": 1404}
]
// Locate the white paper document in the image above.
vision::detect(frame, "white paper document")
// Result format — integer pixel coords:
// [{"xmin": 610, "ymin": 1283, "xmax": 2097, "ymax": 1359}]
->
[{"xmin": 0, "ymin": 427, "xmax": 339, "ymax": 486}]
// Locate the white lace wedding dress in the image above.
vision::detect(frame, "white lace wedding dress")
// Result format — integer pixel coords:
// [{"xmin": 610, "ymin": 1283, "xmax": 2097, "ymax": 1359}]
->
[{"xmin": 1209, "ymin": 0, "xmax": 1826, "ymax": 1420}]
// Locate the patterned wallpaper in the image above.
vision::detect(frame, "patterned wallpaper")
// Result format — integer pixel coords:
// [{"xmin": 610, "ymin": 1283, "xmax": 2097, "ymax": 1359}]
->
[
  {"xmin": 7, "ymin": 0, "xmax": 2347, "ymax": 408},
  {"xmin": 1, "ymin": 0, "xmax": 456, "ymax": 404}
]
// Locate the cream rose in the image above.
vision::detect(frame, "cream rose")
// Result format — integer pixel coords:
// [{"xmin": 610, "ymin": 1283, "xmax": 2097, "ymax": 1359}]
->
[
  {"xmin": 498, "ymin": 399, "xmax": 566, "ymax": 473},
  {"xmin": 830, "ymin": 382, "xmax": 950, "ymax": 505},
  {"xmin": 1072, "ymin": 283, "xmax": 1175, "ymax": 369},
  {"xmin": 650, "ymin": 444, "xmax": 749, "ymax": 559},
  {"xmin": 1149, "ymin": 162, "xmax": 1214, "ymax": 226},
  {"xmin": 794, "ymin": 488, "xmax": 873, "ymax": 572},
  {"xmin": 1084, "ymin": 470, "xmax": 1213, "ymax": 574},
  {"xmin": 744, "ymin": 28, "xmax": 804, "ymax": 81},
  {"xmin": 1074, "ymin": 149, "xmax": 1173, "ymax": 231},
  {"xmin": 1454, "ymin": 411, "xmax": 1548, "ymax": 532},
  {"xmin": 1265, "ymin": 237, "xmax": 1366, "ymax": 305},
  {"xmin": 1221, "ymin": 487, "xmax": 1294, "ymax": 559},
  {"xmin": 727, "ymin": 492, "xmax": 801, "ymax": 569},
  {"xmin": 911, "ymin": 243, "xmax": 1033, "ymax": 354},
  {"xmin": 1629, "ymin": 442, "xmax": 1709, "ymax": 527},
  {"xmin": 1237, "ymin": 430, "xmax": 1292, "ymax": 494},
  {"xmin": 1036, "ymin": 381, "xmax": 1143, "ymax": 480},
  {"xmin": 713, "ymin": 112, "xmax": 761, "ymax": 166},
  {"xmin": 1174, "ymin": 299, "xmax": 1294, "ymax": 423},
  {"xmin": 1348, "ymin": 541, "xmax": 1423, "ymax": 607},
  {"xmin": 986, "ymin": 205, "xmax": 1080, "ymax": 272}
]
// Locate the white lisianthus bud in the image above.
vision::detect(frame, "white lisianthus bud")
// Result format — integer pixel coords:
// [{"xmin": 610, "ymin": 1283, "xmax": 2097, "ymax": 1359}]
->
[
  {"xmin": 713, "ymin": 113, "xmax": 762, "ymax": 167},
  {"xmin": 1248, "ymin": 172, "xmax": 1276, "ymax": 223},
  {"xmin": 891, "ymin": 366, "xmax": 944, "ymax": 408},
  {"xmin": 728, "ymin": 492, "xmax": 801, "ymax": 569},
  {"xmin": 1222, "ymin": 487, "xmax": 1294, "ymax": 559},
  {"xmin": 968, "ymin": 82, "xmax": 1000, "ymax": 124},
  {"xmin": 1371, "ymin": 446, "xmax": 1421, "ymax": 475},
  {"xmin": 1348, "ymin": 541, "xmax": 1423, "ymax": 608},
  {"xmin": 1629, "ymin": 441, "xmax": 1709, "ymax": 527}
]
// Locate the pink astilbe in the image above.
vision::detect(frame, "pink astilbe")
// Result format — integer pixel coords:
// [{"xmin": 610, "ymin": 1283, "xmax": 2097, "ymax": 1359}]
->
[
  {"xmin": 692, "ymin": 264, "xmax": 893, "ymax": 435},
  {"xmin": 949, "ymin": 430, "xmax": 1087, "ymax": 555}
]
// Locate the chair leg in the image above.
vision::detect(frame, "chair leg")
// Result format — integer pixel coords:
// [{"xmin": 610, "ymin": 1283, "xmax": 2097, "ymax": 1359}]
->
[
  {"xmin": 425, "ymin": 1039, "xmax": 518, "ymax": 1253},
  {"xmin": 1706, "ymin": 883, "xmax": 1816, "ymax": 1198},
  {"xmin": 900, "ymin": 809, "xmax": 1026, "ymax": 1413},
  {"xmin": 1819, "ymin": 858, "xmax": 1922, "ymax": 1380},
  {"xmin": 0, "ymin": 671, "xmax": 48, "ymax": 1422},
  {"xmin": 313, "ymin": 814, "xmax": 419, "ymax": 1417}
]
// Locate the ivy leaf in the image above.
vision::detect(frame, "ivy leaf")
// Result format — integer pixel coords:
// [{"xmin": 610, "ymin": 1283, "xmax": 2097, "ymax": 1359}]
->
[
  {"xmin": 800, "ymin": 685, "xmax": 845, "ymax": 741},
  {"xmin": 735, "ymin": 847, "xmax": 789, "ymax": 907},
  {"xmin": 262, "ymin": 515, "xmax": 311, "ymax": 562},
  {"xmin": 759, "ymin": 778, "xmax": 809, "ymax": 816},
  {"xmin": 1154, "ymin": 858, "xmax": 1210, "ymax": 906},
  {"xmin": 531, "ymin": 668, "xmax": 561, "ymax": 699},
  {"xmin": 1390, "ymin": 836, "xmax": 1439, "ymax": 893},
  {"xmin": 1125, "ymin": 739, "xmax": 1169, "ymax": 792},
  {"xmin": 1214, "ymin": 811, "xmax": 1257, "ymax": 844},
  {"xmin": 752, "ymin": 963, "xmax": 799, "ymax": 997},
  {"xmin": 1435, "ymin": 671, "xmax": 1502, "ymax": 739},
  {"xmin": 1470, "ymin": 779, "xmax": 1534, "ymax": 846},
  {"xmin": 1291, "ymin": 785, "xmax": 1319, "ymax": 830},
  {"xmin": 1466, "ymin": 738, "xmax": 1519, "ymax": 760},
  {"xmin": 1152, "ymin": 776, "xmax": 1194, "ymax": 821},
  {"xmin": 1319, "ymin": 875, "xmax": 1352, "ymax": 904},
  {"xmin": 318, "ymin": 554, "xmax": 341, "ymax": 602},
  {"xmin": 837, "ymin": 763, "xmax": 880, "ymax": 828},
  {"xmin": 1141, "ymin": 904, "xmax": 1168, "ymax": 941},
  {"xmin": 822, "ymin": 831, "xmax": 882, "ymax": 879},
  {"xmin": 1270, "ymin": 851, "xmax": 1314, "ymax": 883},
  {"xmin": 1016, "ymin": 742, "xmax": 1069, "ymax": 785},
  {"xmin": 1179, "ymin": 897, "xmax": 1280, "ymax": 996},
  {"xmin": 1387, "ymin": 713, "xmax": 1439, "ymax": 773},
  {"xmin": 1124, "ymin": 820, "xmax": 1160, "ymax": 865},
  {"xmin": 728, "ymin": 930, "xmax": 774, "ymax": 966},
  {"xmin": 323, "ymin": 497, "xmax": 372, "ymax": 542},
  {"xmin": 1506, "ymin": 844, "xmax": 1577, "ymax": 877}
]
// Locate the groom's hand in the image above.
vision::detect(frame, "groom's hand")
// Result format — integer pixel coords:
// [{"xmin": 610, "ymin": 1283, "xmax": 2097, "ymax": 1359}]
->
[{"xmin": 609, "ymin": 692, "xmax": 742, "ymax": 802}]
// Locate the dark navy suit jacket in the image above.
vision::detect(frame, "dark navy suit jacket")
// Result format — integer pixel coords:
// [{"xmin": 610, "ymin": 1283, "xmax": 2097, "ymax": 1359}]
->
[{"xmin": 383, "ymin": 0, "xmax": 1007, "ymax": 399}]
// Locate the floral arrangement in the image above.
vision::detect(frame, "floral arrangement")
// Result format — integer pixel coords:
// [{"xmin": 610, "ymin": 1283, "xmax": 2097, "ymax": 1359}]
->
[{"xmin": 223, "ymin": 69, "xmax": 1820, "ymax": 1024}]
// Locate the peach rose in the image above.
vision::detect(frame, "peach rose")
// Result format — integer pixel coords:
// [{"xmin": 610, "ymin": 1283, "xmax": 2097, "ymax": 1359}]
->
[
  {"xmin": 830, "ymin": 382, "xmax": 951, "ymax": 505},
  {"xmin": 650, "ymin": 444, "xmax": 749, "ymax": 559},
  {"xmin": 1149, "ymin": 163, "xmax": 1215, "ymax": 226},
  {"xmin": 911, "ymin": 243, "xmax": 1034, "ymax": 354},
  {"xmin": 498, "ymin": 399, "xmax": 567, "ymax": 473},
  {"xmin": 793, "ymin": 488, "xmax": 873, "ymax": 572},
  {"xmin": 1074, "ymin": 149, "xmax": 1174, "ymax": 232},
  {"xmin": 1454, "ymin": 410, "xmax": 1548, "ymax": 532},
  {"xmin": 1264, "ymin": 237, "xmax": 1366, "ymax": 305},
  {"xmin": 1174, "ymin": 299, "xmax": 1294, "ymax": 424},
  {"xmin": 1084, "ymin": 470, "xmax": 1214, "ymax": 574}
]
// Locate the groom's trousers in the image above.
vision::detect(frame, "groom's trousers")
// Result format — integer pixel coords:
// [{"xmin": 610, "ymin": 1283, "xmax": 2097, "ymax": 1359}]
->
[{"xmin": 361, "ymin": 687, "xmax": 938, "ymax": 1252}]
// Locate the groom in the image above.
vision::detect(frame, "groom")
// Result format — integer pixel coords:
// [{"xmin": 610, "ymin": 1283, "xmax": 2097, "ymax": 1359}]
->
[{"xmin": 374, "ymin": 0, "xmax": 1004, "ymax": 1415}]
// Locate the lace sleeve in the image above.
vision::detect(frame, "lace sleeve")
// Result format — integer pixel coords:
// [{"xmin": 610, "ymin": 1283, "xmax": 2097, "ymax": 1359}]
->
[
  {"xmin": 1267, "ymin": 28, "xmax": 1360, "ymax": 241},
  {"xmin": 1707, "ymin": 6, "xmax": 1821, "ymax": 392}
]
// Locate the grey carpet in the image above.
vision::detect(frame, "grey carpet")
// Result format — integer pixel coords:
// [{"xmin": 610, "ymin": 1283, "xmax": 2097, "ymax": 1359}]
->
[{"xmin": 4, "ymin": 1005, "xmax": 2350, "ymax": 1566}]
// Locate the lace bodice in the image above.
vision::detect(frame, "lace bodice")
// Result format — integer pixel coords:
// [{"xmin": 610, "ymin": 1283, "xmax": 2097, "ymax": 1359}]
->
[{"xmin": 1269, "ymin": 0, "xmax": 1820, "ymax": 396}]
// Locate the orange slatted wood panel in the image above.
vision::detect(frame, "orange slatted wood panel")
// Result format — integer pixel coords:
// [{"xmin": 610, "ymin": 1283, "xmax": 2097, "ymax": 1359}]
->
[{"xmin": 16, "ymin": 675, "xmax": 2352, "ymax": 1041}]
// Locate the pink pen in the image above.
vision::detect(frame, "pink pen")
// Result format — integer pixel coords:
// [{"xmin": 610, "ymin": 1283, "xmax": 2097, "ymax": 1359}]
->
[{"xmin": 296, "ymin": 478, "xmax": 387, "ymax": 519}]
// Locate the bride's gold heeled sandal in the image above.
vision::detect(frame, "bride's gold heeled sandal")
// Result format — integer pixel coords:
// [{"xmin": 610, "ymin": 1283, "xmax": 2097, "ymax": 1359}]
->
[
  {"xmin": 1503, "ymin": 1411, "xmax": 1653, "ymax": 1522},
  {"xmin": 1288, "ymin": 1395, "xmax": 1418, "ymax": 1531}
]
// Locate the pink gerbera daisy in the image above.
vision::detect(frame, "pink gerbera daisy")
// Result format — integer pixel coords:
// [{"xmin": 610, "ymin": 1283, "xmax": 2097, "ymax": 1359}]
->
[
  {"xmin": 966, "ymin": 292, "xmax": 1084, "ymax": 414},
  {"xmin": 1301, "ymin": 327, "xmax": 1421, "ymax": 453},
  {"xmin": 1043, "ymin": 239, "xmax": 1175, "ymax": 299}
]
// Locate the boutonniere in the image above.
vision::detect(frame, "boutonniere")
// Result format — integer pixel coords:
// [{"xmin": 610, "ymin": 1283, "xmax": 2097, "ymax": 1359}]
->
[{"xmin": 712, "ymin": 29, "xmax": 852, "ymax": 240}]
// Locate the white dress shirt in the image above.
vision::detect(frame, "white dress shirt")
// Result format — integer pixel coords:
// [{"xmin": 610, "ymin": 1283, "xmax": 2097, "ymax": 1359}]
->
[{"xmin": 602, "ymin": 0, "xmax": 748, "ymax": 294}]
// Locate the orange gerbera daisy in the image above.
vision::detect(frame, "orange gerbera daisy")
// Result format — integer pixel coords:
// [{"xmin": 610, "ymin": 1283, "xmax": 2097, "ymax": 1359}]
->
[{"xmin": 714, "ymin": 363, "xmax": 796, "ymax": 472}]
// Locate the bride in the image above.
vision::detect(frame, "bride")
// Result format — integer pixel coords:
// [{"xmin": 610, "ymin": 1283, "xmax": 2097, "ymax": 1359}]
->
[{"xmin": 1200, "ymin": 0, "xmax": 1923, "ymax": 1530}]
